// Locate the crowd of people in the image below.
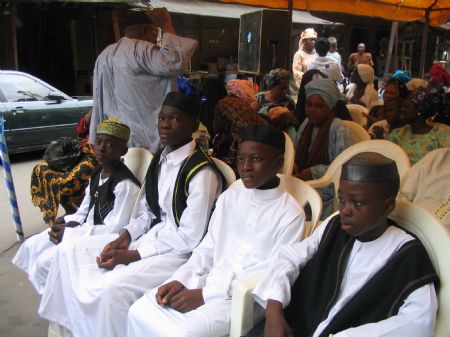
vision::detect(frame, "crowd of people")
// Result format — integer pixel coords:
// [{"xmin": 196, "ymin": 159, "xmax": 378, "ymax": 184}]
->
[{"xmin": 12, "ymin": 8, "xmax": 450, "ymax": 337}]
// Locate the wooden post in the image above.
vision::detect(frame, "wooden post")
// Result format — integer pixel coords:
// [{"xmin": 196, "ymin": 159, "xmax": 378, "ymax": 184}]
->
[
  {"xmin": 419, "ymin": 10, "xmax": 430, "ymax": 78},
  {"xmin": 384, "ymin": 21, "xmax": 398, "ymax": 76},
  {"xmin": 287, "ymin": 0, "xmax": 293, "ymax": 70},
  {"xmin": 112, "ymin": 9, "xmax": 120, "ymax": 42}
]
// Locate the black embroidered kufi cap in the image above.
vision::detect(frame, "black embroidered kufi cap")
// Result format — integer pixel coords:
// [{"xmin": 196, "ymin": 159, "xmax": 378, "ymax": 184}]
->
[
  {"xmin": 121, "ymin": 10, "xmax": 153, "ymax": 28},
  {"xmin": 162, "ymin": 91, "xmax": 200, "ymax": 119},
  {"xmin": 341, "ymin": 152, "xmax": 399, "ymax": 182},
  {"xmin": 240, "ymin": 124, "xmax": 285, "ymax": 153}
]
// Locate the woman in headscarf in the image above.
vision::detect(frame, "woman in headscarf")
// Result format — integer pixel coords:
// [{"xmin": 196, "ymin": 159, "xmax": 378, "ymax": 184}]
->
[
  {"xmin": 295, "ymin": 78, "xmax": 356, "ymax": 217},
  {"xmin": 383, "ymin": 77, "xmax": 409, "ymax": 101},
  {"xmin": 212, "ymin": 96, "xmax": 267, "ymax": 173},
  {"xmin": 346, "ymin": 64, "xmax": 383, "ymax": 111},
  {"xmin": 296, "ymin": 69, "xmax": 351, "ymax": 125},
  {"xmin": 226, "ymin": 79, "xmax": 258, "ymax": 111},
  {"xmin": 292, "ymin": 28, "xmax": 317, "ymax": 87},
  {"xmin": 389, "ymin": 87, "xmax": 450, "ymax": 164},
  {"xmin": 256, "ymin": 68, "xmax": 295, "ymax": 113}
]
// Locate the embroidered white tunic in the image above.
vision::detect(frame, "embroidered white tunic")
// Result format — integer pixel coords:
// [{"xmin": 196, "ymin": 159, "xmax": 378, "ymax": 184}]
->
[
  {"xmin": 12, "ymin": 176, "xmax": 140, "ymax": 294},
  {"xmin": 127, "ymin": 182, "xmax": 306, "ymax": 337},
  {"xmin": 38, "ymin": 140, "xmax": 222, "ymax": 337},
  {"xmin": 253, "ymin": 217, "xmax": 438, "ymax": 337},
  {"xmin": 89, "ymin": 33, "xmax": 198, "ymax": 153}
]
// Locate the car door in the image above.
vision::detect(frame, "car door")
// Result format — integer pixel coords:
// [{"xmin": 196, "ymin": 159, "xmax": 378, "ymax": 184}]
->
[{"xmin": 0, "ymin": 72, "xmax": 83, "ymax": 152}]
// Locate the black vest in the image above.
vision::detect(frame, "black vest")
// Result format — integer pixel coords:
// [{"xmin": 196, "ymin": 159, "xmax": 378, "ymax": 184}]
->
[
  {"xmin": 145, "ymin": 144, "xmax": 224, "ymax": 227},
  {"xmin": 88, "ymin": 161, "xmax": 141, "ymax": 225},
  {"xmin": 284, "ymin": 215, "xmax": 439, "ymax": 337}
]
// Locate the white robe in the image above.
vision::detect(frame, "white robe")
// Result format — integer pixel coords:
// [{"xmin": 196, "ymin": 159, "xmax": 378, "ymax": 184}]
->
[
  {"xmin": 307, "ymin": 55, "xmax": 344, "ymax": 82},
  {"xmin": 38, "ymin": 140, "xmax": 222, "ymax": 337},
  {"xmin": 399, "ymin": 148, "xmax": 450, "ymax": 230},
  {"xmin": 253, "ymin": 217, "xmax": 438, "ymax": 337},
  {"xmin": 12, "ymin": 176, "xmax": 140, "ymax": 294},
  {"xmin": 127, "ymin": 182, "xmax": 306, "ymax": 337},
  {"xmin": 89, "ymin": 33, "xmax": 198, "ymax": 153}
]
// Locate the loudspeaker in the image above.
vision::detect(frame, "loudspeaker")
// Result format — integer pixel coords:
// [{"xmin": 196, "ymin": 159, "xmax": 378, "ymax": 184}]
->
[{"xmin": 238, "ymin": 10, "xmax": 290, "ymax": 75}]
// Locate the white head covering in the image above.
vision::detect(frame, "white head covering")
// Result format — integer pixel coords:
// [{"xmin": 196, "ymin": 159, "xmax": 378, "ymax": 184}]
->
[
  {"xmin": 357, "ymin": 64, "xmax": 374, "ymax": 83},
  {"xmin": 305, "ymin": 78, "xmax": 341, "ymax": 109},
  {"xmin": 299, "ymin": 28, "xmax": 317, "ymax": 47}
]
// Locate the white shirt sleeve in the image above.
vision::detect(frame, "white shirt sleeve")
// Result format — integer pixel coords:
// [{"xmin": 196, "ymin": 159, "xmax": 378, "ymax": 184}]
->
[
  {"xmin": 253, "ymin": 217, "xmax": 330, "ymax": 308},
  {"xmin": 334, "ymin": 284, "xmax": 438, "ymax": 337},
  {"xmin": 202, "ymin": 210, "xmax": 305, "ymax": 303},
  {"xmin": 137, "ymin": 33, "xmax": 198, "ymax": 77},
  {"xmin": 123, "ymin": 189, "xmax": 156, "ymax": 241},
  {"xmin": 64, "ymin": 184, "xmax": 91, "ymax": 224},
  {"xmin": 136, "ymin": 167, "xmax": 221, "ymax": 259}
]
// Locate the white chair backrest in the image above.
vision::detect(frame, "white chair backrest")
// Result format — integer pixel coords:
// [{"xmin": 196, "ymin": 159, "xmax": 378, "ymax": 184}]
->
[
  {"xmin": 279, "ymin": 132, "xmax": 295, "ymax": 175},
  {"xmin": 307, "ymin": 140, "xmax": 411, "ymax": 212},
  {"xmin": 122, "ymin": 147, "xmax": 153, "ymax": 184},
  {"xmin": 346, "ymin": 104, "xmax": 369, "ymax": 128},
  {"xmin": 230, "ymin": 174, "xmax": 322, "ymax": 236},
  {"xmin": 212, "ymin": 157, "xmax": 236, "ymax": 188},
  {"xmin": 342, "ymin": 120, "xmax": 370, "ymax": 143},
  {"xmin": 389, "ymin": 200, "xmax": 450, "ymax": 337}
]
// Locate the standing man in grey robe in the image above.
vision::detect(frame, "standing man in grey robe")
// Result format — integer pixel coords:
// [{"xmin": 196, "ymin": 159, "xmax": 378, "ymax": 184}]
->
[{"xmin": 89, "ymin": 8, "xmax": 198, "ymax": 153}]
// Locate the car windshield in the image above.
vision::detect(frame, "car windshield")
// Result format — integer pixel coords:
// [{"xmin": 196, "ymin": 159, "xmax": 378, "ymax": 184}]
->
[{"xmin": 0, "ymin": 73, "xmax": 53, "ymax": 102}]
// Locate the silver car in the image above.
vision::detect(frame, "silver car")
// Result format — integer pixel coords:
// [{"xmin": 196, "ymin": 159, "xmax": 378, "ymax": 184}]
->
[{"xmin": 0, "ymin": 70, "xmax": 93, "ymax": 154}]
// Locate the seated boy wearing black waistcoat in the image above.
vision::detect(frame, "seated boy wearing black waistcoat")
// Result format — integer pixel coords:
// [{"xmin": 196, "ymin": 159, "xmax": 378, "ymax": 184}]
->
[
  {"xmin": 248, "ymin": 152, "xmax": 439, "ymax": 337},
  {"xmin": 13, "ymin": 118, "xmax": 141, "ymax": 294},
  {"xmin": 38, "ymin": 91, "xmax": 224, "ymax": 337}
]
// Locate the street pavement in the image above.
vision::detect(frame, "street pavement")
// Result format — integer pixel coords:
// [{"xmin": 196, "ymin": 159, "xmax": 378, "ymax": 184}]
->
[{"xmin": 0, "ymin": 151, "xmax": 49, "ymax": 337}]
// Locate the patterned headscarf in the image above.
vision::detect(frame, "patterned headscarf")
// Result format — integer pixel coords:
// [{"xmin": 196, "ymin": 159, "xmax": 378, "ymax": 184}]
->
[
  {"xmin": 409, "ymin": 87, "xmax": 443, "ymax": 119},
  {"xmin": 265, "ymin": 68, "xmax": 291, "ymax": 89},
  {"xmin": 227, "ymin": 79, "xmax": 257, "ymax": 109},
  {"xmin": 214, "ymin": 96, "xmax": 266, "ymax": 144},
  {"xmin": 97, "ymin": 118, "xmax": 130, "ymax": 142}
]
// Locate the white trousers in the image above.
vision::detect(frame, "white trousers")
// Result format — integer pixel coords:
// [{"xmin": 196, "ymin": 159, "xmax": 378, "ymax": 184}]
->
[
  {"xmin": 38, "ymin": 234, "xmax": 188, "ymax": 337},
  {"xmin": 12, "ymin": 229, "xmax": 56, "ymax": 294},
  {"xmin": 127, "ymin": 288, "xmax": 231, "ymax": 337}
]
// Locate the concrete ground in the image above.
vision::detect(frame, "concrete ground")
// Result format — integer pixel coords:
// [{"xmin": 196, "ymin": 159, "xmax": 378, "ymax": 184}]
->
[{"xmin": 0, "ymin": 151, "xmax": 49, "ymax": 337}]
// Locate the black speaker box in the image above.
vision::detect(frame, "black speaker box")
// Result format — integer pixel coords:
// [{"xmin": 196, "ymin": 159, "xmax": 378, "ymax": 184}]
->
[{"xmin": 238, "ymin": 10, "xmax": 290, "ymax": 75}]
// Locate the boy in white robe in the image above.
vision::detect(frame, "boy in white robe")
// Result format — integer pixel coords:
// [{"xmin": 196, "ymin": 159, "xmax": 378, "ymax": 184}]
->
[
  {"xmin": 38, "ymin": 92, "xmax": 223, "ymax": 337},
  {"xmin": 126, "ymin": 124, "xmax": 306, "ymax": 337},
  {"xmin": 248, "ymin": 152, "xmax": 438, "ymax": 337},
  {"xmin": 12, "ymin": 118, "xmax": 140, "ymax": 294}
]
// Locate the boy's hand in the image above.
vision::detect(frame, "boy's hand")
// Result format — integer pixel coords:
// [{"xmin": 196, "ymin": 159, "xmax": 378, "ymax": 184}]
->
[
  {"xmin": 146, "ymin": 7, "xmax": 175, "ymax": 34},
  {"xmin": 54, "ymin": 216, "xmax": 65, "ymax": 224},
  {"xmin": 98, "ymin": 231, "xmax": 131, "ymax": 259},
  {"xmin": 96, "ymin": 249, "xmax": 140, "ymax": 270},
  {"xmin": 168, "ymin": 289, "xmax": 204, "ymax": 313},
  {"xmin": 264, "ymin": 300, "xmax": 293, "ymax": 337},
  {"xmin": 48, "ymin": 224, "xmax": 67, "ymax": 244},
  {"xmin": 156, "ymin": 281, "xmax": 185, "ymax": 306}
]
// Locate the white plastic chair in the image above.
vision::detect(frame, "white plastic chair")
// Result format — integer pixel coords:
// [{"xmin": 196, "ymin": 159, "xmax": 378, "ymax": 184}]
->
[
  {"xmin": 230, "ymin": 200, "xmax": 450, "ymax": 337},
  {"xmin": 389, "ymin": 200, "xmax": 450, "ymax": 337},
  {"xmin": 122, "ymin": 147, "xmax": 153, "ymax": 184},
  {"xmin": 342, "ymin": 120, "xmax": 370, "ymax": 143},
  {"xmin": 279, "ymin": 132, "xmax": 295, "ymax": 175},
  {"xmin": 346, "ymin": 104, "xmax": 369, "ymax": 128},
  {"xmin": 307, "ymin": 140, "xmax": 411, "ymax": 212},
  {"xmin": 212, "ymin": 157, "xmax": 237, "ymax": 188}
]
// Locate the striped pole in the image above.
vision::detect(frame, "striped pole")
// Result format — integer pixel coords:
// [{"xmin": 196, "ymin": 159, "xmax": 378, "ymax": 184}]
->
[{"xmin": 0, "ymin": 116, "xmax": 24, "ymax": 242}]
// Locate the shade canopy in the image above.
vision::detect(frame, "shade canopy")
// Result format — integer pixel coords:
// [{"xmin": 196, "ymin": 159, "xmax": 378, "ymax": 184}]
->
[{"xmin": 212, "ymin": 0, "xmax": 450, "ymax": 26}]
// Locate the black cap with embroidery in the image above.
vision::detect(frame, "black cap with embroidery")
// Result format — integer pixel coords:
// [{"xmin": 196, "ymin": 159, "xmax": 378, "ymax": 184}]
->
[
  {"xmin": 341, "ymin": 152, "xmax": 399, "ymax": 182},
  {"xmin": 162, "ymin": 91, "xmax": 200, "ymax": 119},
  {"xmin": 240, "ymin": 124, "xmax": 285, "ymax": 153}
]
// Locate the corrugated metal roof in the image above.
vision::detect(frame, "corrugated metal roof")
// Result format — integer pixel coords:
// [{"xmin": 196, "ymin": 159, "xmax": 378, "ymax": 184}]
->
[{"xmin": 133, "ymin": 0, "xmax": 337, "ymax": 24}]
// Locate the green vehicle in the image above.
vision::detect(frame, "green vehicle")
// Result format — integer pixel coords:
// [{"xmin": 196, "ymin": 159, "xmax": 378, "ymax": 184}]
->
[{"xmin": 0, "ymin": 70, "xmax": 93, "ymax": 154}]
